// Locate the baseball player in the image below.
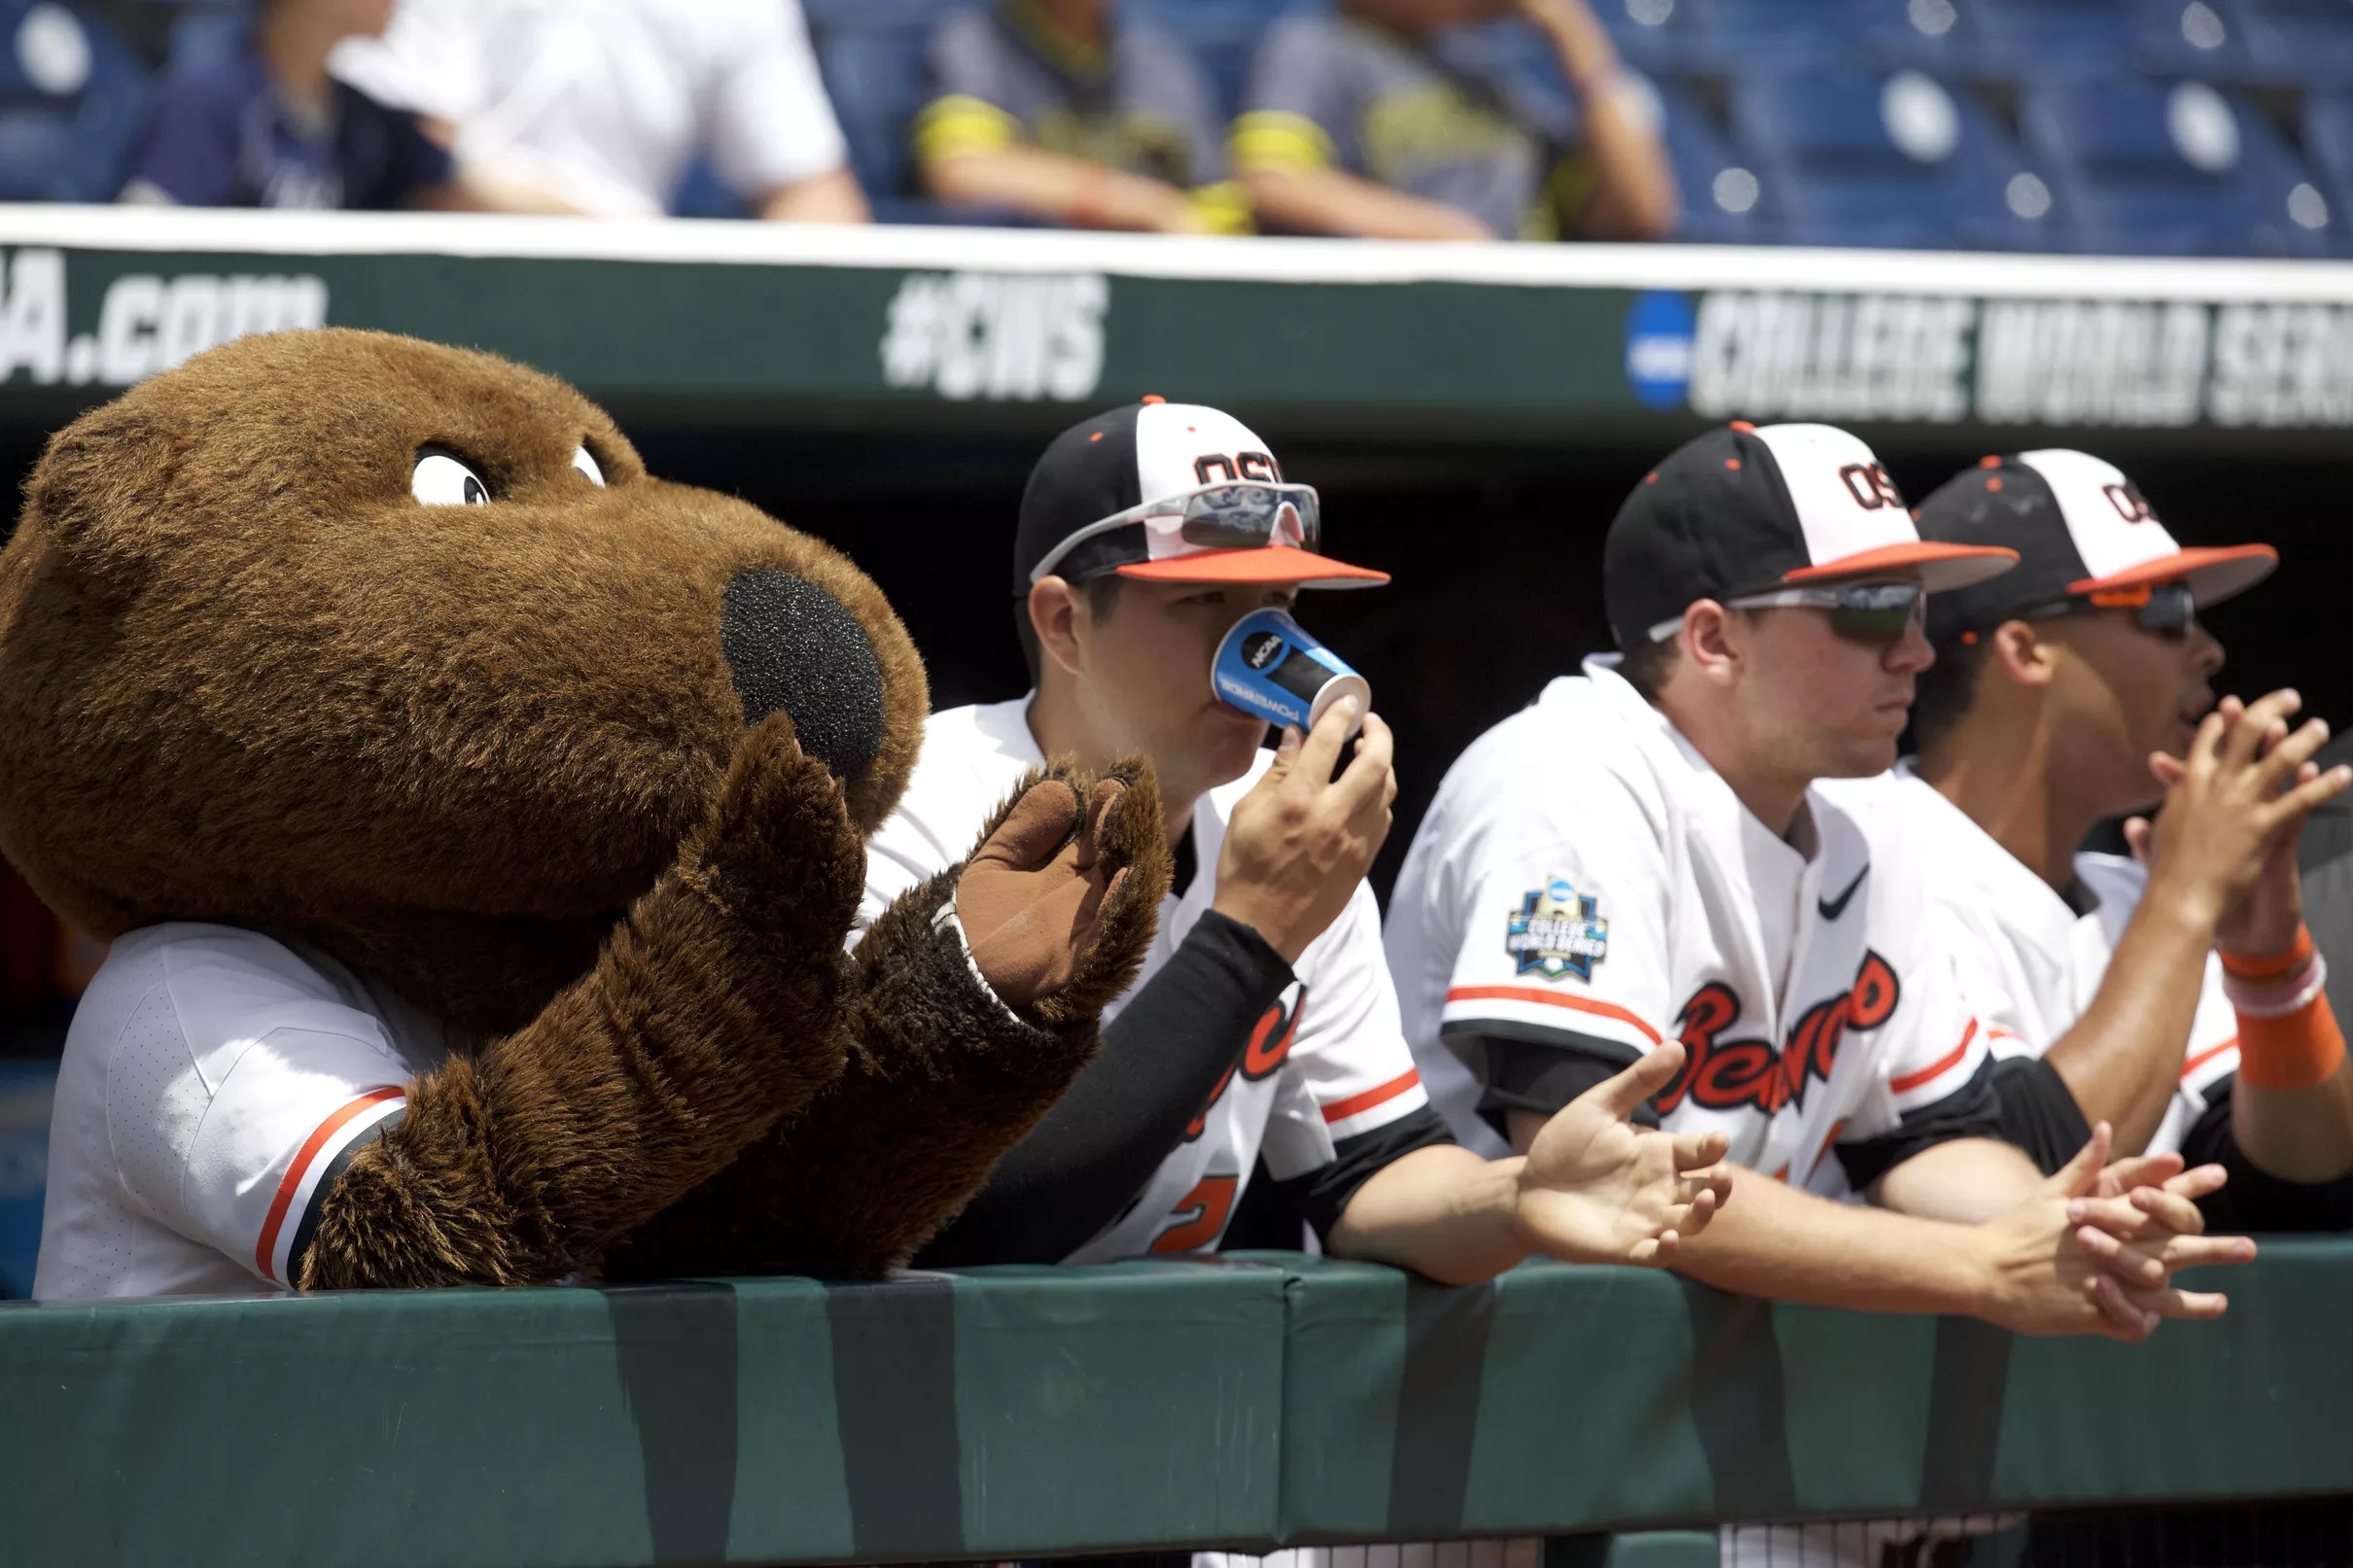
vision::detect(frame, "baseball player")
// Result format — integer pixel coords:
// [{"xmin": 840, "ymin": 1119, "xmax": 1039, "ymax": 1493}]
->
[
  {"xmin": 859, "ymin": 398, "xmax": 1730, "ymax": 1280},
  {"xmin": 1826, "ymin": 450, "xmax": 2353, "ymax": 1229},
  {"xmin": 1387, "ymin": 422, "xmax": 2256, "ymax": 1344}
]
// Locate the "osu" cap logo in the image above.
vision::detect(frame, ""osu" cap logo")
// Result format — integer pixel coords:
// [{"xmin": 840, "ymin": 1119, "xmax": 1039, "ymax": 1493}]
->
[
  {"xmin": 2102, "ymin": 481, "xmax": 2156, "ymax": 523},
  {"xmin": 1838, "ymin": 462, "xmax": 1903, "ymax": 510}
]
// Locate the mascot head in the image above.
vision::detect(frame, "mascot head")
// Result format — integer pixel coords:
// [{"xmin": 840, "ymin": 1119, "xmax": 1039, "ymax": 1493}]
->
[{"xmin": 0, "ymin": 329, "xmax": 929, "ymax": 1031}]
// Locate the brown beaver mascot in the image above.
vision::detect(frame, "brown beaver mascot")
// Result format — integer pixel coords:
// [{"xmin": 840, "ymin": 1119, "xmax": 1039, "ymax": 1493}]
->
[{"xmin": 0, "ymin": 329, "xmax": 1169, "ymax": 1298}]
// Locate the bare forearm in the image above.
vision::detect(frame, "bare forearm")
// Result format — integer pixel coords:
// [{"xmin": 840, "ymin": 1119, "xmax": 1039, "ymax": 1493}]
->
[
  {"xmin": 2235, "ymin": 1062, "xmax": 2353, "ymax": 1183},
  {"xmin": 1243, "ymin": 167, "xmax": 1493, "ymax": 240},
  {"xmin": 758, "ymin": 166, "xmax": 871, "ymax": 224},
  {"xmin": 1325, "ymin": 1144, "xmax": 1529, "ymax": 1286},
  {"xmin": 1869, "ymin": 1136, "xmax": 2047, "ymax": 1224},
  {"xmin": 924, "ymin": 148, "xmax": 1189, "ymax": 231},
  {"xmin": 1527, "ymin": 5, "xmax": 1674, "ymax": 238},
  {"xmin": 1572, "ymin": 88, "xmax": 1677, "ymax": 239},
  {"xmin": 1663, "ymin": 1174, "xmax": 1989, "ymax": 1314},
  {"xmin": 2046, "ymin": 889, "xmax": 2218, "ymax": 1157}
]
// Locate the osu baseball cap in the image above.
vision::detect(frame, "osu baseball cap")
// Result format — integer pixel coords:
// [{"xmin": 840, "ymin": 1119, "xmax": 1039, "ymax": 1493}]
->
[
  {"xmin": 1602, "ymin": 422, "xmax": 2018, "ymax": 648},
  {"xmin": 1915, "ymin": 450, "xmax": 2277, "ymax": 646},
  {"xmin": 1011, "ymin": 399, "xmax": 1388, "ymax": 594}
]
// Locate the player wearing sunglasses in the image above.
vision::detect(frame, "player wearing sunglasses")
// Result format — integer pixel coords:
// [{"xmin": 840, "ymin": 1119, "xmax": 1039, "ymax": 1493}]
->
[
  {"xmin": 1388, "ymin": 422, "xmax": 2261, "ymax": 1356},
  {"xmin": 855, "ymin": 398, "xmax": 1731, "ymax": 1288},
  {"xmin": 1829, "ymin": 451, "xmax": 2353, "ymax": 1230}
]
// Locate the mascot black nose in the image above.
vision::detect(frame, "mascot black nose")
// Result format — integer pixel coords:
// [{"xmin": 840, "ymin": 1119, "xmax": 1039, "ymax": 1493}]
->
[{"xmin": 720, "ymin": 570, "xmax": 885, "ymax": 782}]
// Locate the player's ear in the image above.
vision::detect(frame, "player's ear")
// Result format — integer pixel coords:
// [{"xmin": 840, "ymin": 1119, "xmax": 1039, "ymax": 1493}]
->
[
  {"xmin": 1029, "ymin": 576, "xmax": 1085, "ymax": 679},
  {"xmin": 1683, "ymin": 600, "xmax": 1741, "ymax": 686},
  {"xmin": 1988, "ymin": 618, "xmax": 2055, "ymax": 688}
]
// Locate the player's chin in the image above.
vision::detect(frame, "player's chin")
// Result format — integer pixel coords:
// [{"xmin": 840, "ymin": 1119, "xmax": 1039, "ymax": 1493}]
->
[
  {"xmin": 1202, "ymin": 704, "xmax": 1273, "ymax": 769},
  {"xmin": 1821, "ymin": 725, "xmax": 1903, "ymax": 779}
]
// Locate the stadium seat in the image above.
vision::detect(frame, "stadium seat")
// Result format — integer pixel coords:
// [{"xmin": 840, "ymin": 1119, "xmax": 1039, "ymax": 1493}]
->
[
  {"xmin": 2024, "ymin": 76, "xmax": 2336, "ymax": 253},
  {"xmin": 1653, "ymin": 76, "xmax": 1781, "ymax": 243},
  {"xmin": 2235, "ymin": 0, "xmax": 2353, "ymax": 84},
  {"xmin": 1730, "ymin": 66, "xmax": 2059, "ymax": 248},
  {"xmin": 1688, "ymin": 0, "xmax": 1877, "ymax": 69},
  {"xmin": 1587, "ymin": 0, "xmax": 1712, "ymax": 72},
  {"xmin": 1970, "ymin": 0, "xmax": 2139, "ymax": 75},
  {"xmin": 0, "ymin": 0, "xmax": 148, "ymax": 201},
  {"xmin": 2300, "ymin": 89, "xmax": 2353, "ymax": 247},
  {"xmin": 808, "ymin": 0, "xmax": 963, "ymax": 208}
]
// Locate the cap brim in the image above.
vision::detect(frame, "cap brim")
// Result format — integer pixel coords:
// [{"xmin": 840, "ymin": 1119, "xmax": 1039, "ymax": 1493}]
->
[
  {"xmin": 1115, "ymin": 545, "xmax": 1390, "ymax": 588},
  {"xmin": 2067, "ymin": 544, "xmax": 2278, "ymax": 609},
  {"xmin": 1783, "ymin": 541, "xmax": 2019, "ymax": 595}
]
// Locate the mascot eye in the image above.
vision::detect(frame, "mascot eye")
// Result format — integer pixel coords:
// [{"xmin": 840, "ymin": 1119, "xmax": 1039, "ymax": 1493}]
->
[
  {"xmin": 571, "ymin": 445, "xmax": 606, "ymax": 487},
  {"xmin": 412, "ymin": 450, "xmax": 490, "ymax": 506}
]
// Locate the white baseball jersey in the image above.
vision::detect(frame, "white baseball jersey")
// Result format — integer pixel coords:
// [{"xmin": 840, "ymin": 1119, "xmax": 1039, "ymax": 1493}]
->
[
  {"xmin": 1387, "ymin": 657, "xmax": 1992, "ymax": 1193},
  {"xmin": 1822, "ymin": 764, "xmax": 2239, "ymax": 1156},
  {"xmin": 860, "ymin": 697, "xmax": 1430, "ymax": 1262},
  {"xmin": 33, "ymin": 923, "xmax": 446, "ymax": 1300}
]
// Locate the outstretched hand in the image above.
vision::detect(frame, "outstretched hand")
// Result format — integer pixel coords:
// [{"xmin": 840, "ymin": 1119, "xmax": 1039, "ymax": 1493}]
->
[{"xmin": 1514, "ymin": 1041, "xmax": 1733, "ymax": 1267}]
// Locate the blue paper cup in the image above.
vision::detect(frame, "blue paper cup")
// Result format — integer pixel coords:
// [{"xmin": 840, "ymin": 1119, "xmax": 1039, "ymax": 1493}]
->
[{"xmin": 1211, "ymin": 609, "xmax": 1371, "ymax": 735}]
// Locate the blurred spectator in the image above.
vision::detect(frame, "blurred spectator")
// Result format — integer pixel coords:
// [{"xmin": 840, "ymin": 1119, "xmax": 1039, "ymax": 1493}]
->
[
  {"xmin": 332, "ymin": 0, "xmax": 868, "ymax": 222},
  {"xmin": 912, "ymin": 0, "xmax": 1245, "ymax": 234},
  {"xmin": 115, "ymin": 0, "xmax": 474, "ymax": 210},
  {"xmin": 1233, "ymin": 0, "xmax": 1675, "ymax": 241}
]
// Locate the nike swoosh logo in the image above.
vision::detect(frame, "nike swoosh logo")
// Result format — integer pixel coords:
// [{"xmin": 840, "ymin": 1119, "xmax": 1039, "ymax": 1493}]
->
[{"xmin": 1817, "ymin": 865, "xmax": 1869, "ymax": 923}]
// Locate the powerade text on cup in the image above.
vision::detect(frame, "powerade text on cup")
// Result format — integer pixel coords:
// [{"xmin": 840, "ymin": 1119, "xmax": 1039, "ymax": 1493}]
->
[{"xmin": 1211, "ymin": 609, "xmax": 1370, "ymax": 734}]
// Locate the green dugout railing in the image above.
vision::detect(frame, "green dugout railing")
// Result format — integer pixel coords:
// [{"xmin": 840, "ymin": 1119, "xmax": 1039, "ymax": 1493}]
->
[{"xmin": 2, "ymin": 1246, "xmax": 2347, "ymax": 1566}]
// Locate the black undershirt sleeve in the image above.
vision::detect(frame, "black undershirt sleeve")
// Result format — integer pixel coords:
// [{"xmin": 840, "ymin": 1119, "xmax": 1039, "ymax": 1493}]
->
[
  {"xmin": 2177, "ymin": 1074, "xmax": 2353, "ymax": 1235},
  {"xmin": 913, "ymin": 908, "xmax": 1296, "ymax": 1268},
  {"xmin": 1476, "ymin": 1029, "xmax": 1659, "ymax": 1146},
  {"xmin": 1982, "ymin": 1055, "xmax": 2096, "ymax": 1176},
  {"xmin": 1834, "ymin": 1057, "xmax": 2006, "ymax": 1194},
  {"xmin": 1257, "ymin": 1104, "xmax": 1457, "ymax": 1246}
]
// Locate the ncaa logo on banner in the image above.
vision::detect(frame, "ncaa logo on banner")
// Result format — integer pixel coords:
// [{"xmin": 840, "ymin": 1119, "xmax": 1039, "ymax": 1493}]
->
[{"xmin": 1623, "ymin": 290, "xmax": 1697, "ymax": 410}]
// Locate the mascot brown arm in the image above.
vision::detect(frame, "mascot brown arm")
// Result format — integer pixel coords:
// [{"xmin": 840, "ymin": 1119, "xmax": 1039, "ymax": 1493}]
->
[
  {"xmin": 299, "ymin": 715, "xmax": 863, "ymax": 1290},
  {"xmin": 608, "ymin": 757, "xmax": 1169, "ymax": 1278}
]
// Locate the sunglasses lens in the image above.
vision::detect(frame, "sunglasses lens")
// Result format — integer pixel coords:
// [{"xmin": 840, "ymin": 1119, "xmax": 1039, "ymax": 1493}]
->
[
  {"xmin": 1178, "ymin": 485, "xmax": 1320, "ymax": 551},
  {"xmin": 2141, "ymin": 583, "xmax": 2195, "ymax": 636},
  {"xmin": 1828, "ymin": 583, "xmax": 1922, "ymax": 642}
]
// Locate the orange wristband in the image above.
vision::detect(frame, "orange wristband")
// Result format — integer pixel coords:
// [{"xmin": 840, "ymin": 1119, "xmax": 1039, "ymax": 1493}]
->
[
  {"xmin": 2235, "ymin": 991, "xmax": 2348, "ymax": 1091},
  {"xmin": 2221, "ymin": 923, "xmax": 2315, "ymax": 981}
]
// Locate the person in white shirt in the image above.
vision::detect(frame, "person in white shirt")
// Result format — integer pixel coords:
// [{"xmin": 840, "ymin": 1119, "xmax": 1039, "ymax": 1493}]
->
[
  {"xmin": 1832, "ymin": 449, "xmax": 2353, "ymax": 1230},
  {"xmin": 1387, "ymin": 421, "xmax": 2258, "ymax": 1344},
  {"xmin": 331, "ymin": 0, "xmax": 870, "ymax": 221},
  {"xmin": 860, "ymin": 397, "xmax": 1732, "ymax": 1277}
]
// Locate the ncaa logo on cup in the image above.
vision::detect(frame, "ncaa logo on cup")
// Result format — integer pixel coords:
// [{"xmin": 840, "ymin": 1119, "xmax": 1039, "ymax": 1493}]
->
[{"xmin": 1623, "ymin": 291, "xmax": 1697, "ymax": 411}]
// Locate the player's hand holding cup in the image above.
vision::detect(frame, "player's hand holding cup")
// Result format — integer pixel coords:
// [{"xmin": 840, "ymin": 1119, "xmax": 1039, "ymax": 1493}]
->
[
  {"xmin": 1512, "ymin": 1041, "xmax": 1734, "ymax": 1267},
  {"xmin": 1969, "ymin": 1123, "xmax": 2255, "ymax": 1342},
  {"xmin": 1212, "ymin": 695, "xmax": 1396, "ymax": 963}
]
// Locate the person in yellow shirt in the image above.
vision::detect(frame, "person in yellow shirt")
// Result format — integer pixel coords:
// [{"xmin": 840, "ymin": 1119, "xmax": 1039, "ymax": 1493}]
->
[
  {"xmin": 913, "ymin": 0, "xmax": 1247, "ymax": 233},
  {"xmin": 1233, "ymin": 0, "xmax": 1675, "ymax": 241}
]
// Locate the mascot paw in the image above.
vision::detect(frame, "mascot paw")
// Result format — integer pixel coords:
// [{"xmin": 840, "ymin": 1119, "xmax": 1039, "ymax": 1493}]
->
[
  {"xmin": 955, "ymin": 757, "xmax": 1171, "ymax": 1027},
  {"xmin": 684, "ymin": 713, "xmax": 865, "ymax": 947}
]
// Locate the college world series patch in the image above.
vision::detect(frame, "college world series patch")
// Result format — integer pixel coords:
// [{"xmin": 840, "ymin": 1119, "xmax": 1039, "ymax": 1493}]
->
[{"xmin": 1506, "ymin": 877, "xmax": 1609, "ymax": 982}]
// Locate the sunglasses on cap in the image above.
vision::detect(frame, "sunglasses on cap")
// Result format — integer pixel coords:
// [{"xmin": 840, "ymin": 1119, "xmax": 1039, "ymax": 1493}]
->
[
  {"xmin": 1028, "ymin": 481, "xmax": 1323, "ymax": 586},
  {"xmin": 2002, "ymin": 581, "xmax": 2198, "ymax": 642},
  {"xmin": 1646, "ymin": 581, "xmax": 1926, "ymax": 645}
]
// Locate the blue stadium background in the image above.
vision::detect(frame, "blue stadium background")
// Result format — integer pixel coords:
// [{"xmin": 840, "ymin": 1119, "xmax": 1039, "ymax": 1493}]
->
[{"xmin": 14, "ymin": 0, "xmax": 2353, "ymax": 254}]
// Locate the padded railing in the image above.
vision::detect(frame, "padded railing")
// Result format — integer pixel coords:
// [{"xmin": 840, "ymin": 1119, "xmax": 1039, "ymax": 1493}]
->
[{"xmin": 3, "ymin": 1244, "xmax": 2348, "ymax": 1566}]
